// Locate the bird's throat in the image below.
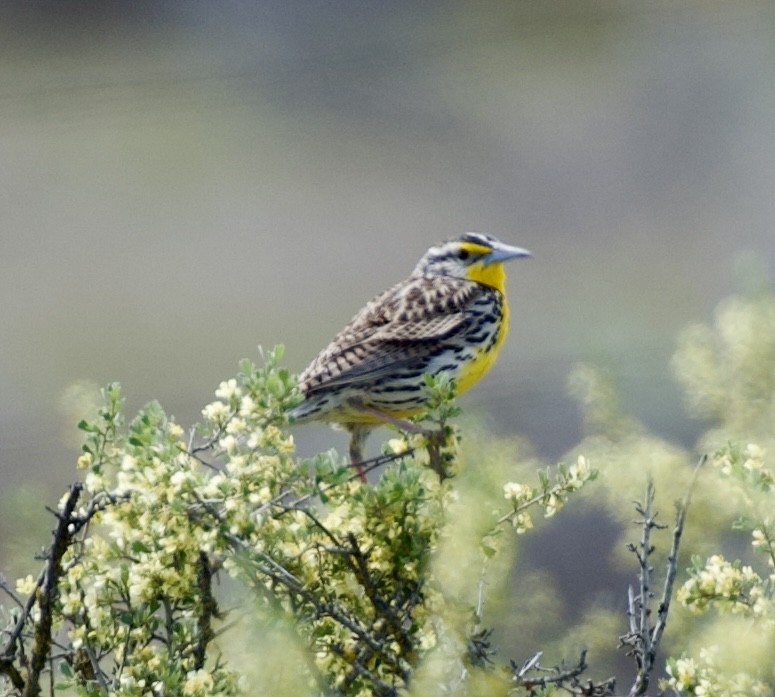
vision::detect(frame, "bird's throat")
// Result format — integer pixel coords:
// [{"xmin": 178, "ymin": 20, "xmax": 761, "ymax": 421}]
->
[{"xmin": 465, "ymin": 262, "xmax": 507, "ymax": 293}]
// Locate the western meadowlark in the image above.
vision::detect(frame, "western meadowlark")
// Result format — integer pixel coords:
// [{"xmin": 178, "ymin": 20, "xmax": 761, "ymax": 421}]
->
[{"xmin": 290, "ymin": 232, "xmax": 531, "ymax": 477}]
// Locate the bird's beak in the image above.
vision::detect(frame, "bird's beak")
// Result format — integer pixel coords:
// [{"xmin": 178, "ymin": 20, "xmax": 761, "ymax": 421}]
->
[{"xmin": 483, "ymin": 242, "xmax": 532, "ymax": 265}]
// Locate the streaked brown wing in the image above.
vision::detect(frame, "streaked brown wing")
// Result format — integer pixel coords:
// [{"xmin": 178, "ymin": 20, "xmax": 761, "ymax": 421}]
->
[{"xmin": 299, "ymin": 276, "xmax": 485, "ymax": 395}]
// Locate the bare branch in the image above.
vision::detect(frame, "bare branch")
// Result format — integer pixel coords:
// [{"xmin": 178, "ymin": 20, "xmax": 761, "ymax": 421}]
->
[
  {"xmin": 22, "ymin": 483, "xmax": 82, "ymax": 697},
  {"xmin": 623, "ymin": 456, "xmax": 705, "ymax": 697},
  {"xmin": 650, "ymin": 456, "xmax": 705, "ymax": 658},
  {"xmin": 193, "ymin": 552, "xmax": 219, "ymax": 670},
  {"xmin": 511, "ymin": 649, "xmax": 616, "ymax": 695},
  {"xmin": 0, "ymin": 657, "xmax": 25, "ymax": 691},
  {"xmin": 1, "ymin": 567, "xmax": 47, "ymax": 664}
]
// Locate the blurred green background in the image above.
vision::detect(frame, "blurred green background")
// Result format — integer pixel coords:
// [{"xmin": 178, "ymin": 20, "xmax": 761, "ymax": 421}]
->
[{"xmin": 1, "ymin": 0, "xmax": 775, "ymax": 678}]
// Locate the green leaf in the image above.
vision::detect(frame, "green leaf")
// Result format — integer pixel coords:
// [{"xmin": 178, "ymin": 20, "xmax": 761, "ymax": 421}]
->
[
  {"xmin": 131, "ymin": 540, "xmax": 152, "ymax": 554},
  {"xmin": 481, "ymin": 539, "xmax": 499, "ymax": 559}
]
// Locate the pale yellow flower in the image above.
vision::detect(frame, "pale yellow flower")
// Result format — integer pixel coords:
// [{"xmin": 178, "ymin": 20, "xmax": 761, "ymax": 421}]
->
[
  {"xmin": 215, "ymin": 379, "xmax": 241, "ymax": 401},
  {"xmin": 503, "ymin": 481, "xmax": 531, "ymax": 502},
  {"xmin": 201, "ymin": 400, "xmax": 230, "ymax": 423},
  {"xmin": 15, "ymin": 574, "xmax": 37, "ymax": 595}
]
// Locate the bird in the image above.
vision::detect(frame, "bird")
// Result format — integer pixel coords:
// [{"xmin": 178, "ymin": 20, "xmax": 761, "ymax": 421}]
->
[{"xmin": 290, "ymin": 232, "xmax": 531, "ymax": 479}]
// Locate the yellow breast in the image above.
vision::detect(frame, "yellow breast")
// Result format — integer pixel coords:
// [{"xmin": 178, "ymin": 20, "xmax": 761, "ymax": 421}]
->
[
  {"xmin": 456, "ymin": 295, "xmax": 509, "ymax": 395},
  {"xmin": 454, "ymin": 258, "xmax": 511, "ymax": 394}
]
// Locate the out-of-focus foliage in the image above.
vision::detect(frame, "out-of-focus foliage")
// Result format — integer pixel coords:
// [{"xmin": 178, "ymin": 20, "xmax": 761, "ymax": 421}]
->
[
  {"xmin": 662, "ymin": 440, "xmax": 775, "ymax": 696},
  {"xmin": 566, "ymin": 290, "xmax": 775, "ymax": 694},
  {"xmin": 670, "ymin": 294, "xmax": 775, "ymax": 696},
  {"xmin": 673, "ymin": 292, "xmax": 775, "ymax": 449}
]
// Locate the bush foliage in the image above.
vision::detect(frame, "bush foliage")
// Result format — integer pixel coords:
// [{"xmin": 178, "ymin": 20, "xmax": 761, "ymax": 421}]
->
[{"xmin": 2, "ymin": 290, "xmax": 775, "ymax": 696}]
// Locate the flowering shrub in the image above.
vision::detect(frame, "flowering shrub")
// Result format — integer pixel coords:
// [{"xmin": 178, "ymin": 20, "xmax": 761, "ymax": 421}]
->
[
  {"xmin": 4, "ymin": 288, "xmax": 775, "ymax": 696},
  {"xmin": 663, "ymin": 290, "xmax": 775, "ymax": 696},
  {"xmin": 660, "ymin": 443, "xmax": 774, "ymax": 696},
  {"xmin": 0, "ymin": 349, "xmax": 596, "ymax": 696},
  {"xmin": 666, "ymin": 648, "xmax": 770, "ymax": 697}
]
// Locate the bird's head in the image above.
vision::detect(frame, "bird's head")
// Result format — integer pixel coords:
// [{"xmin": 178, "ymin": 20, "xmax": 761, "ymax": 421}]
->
[{"xmin": 414, "ymin": 232, "xmax": 531, "ymax": 291}]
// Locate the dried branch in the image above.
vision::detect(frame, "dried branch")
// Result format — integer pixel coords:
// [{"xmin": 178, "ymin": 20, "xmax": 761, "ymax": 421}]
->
[
  {"xmin": 622, "ymin": 457, "xmax": 705, "ymax": 696},
  {"xmin": 0, "ymin": 656, "xmax": 25, "ymax": 692},
  {"xmin": 22, "ymin": 483, "xmax": 82, "ymax": 697},
  {"xmin": 510, "ymin": 649, "xmax": 616, "ymax": 695},
  {"xmin": 193, "ymin": 552, "xmax": 219, "ymax": 670},
  {"xmin": 344, "ymin": 533, "xmax": 413, "ymax": 654},
  {"xmin": 1, "ymin": 567, "xmax": 46, "ymax": 681},
  {"xmin": 0, "ymin": 483, "xmax": 120, "ymax": 694}
]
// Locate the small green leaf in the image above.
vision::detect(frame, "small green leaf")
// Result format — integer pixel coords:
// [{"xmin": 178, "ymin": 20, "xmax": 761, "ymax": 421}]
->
[{"xmin": 481, "ymin": 538, "xmax": 499, "ymax": 558}]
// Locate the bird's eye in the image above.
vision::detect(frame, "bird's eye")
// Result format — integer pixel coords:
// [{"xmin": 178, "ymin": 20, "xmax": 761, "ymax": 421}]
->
[{"xmin": 457, "ymin": 249, "xmax": 470, "ymax": 261}]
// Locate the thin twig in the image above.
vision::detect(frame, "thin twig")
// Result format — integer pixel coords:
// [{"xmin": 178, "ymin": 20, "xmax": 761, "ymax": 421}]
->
[
  {"xmin": 218, "ymin": 523, "xmax": 411, "ymax": 683},
  {"xmin": 650, "ymin": 456, "xmax": 705, "ymax": 658},
  {"xmin": 0, "ymin": 577, "xmax": 26, "ymax": 612},
  {"xmin": 270, "ymin": 448, "xmax": 415, "ymax": 516},
  {"xmin": 84, "ymin": 643, "xmax": 110, "ymax": 693},
  {"xmin": 511, "ymin": 649, "xmax": 615, "ymax": 695},
  {"xmin": 1, "ymin": 567, "xmax": 47, "ymax": 663},
  {"xmin": 497, "ymin": 479, "xmax": 572, "ymax": 527},
  {"xmin": 344, "ymin": 532, "xmax": 415, "ymax": 660}
]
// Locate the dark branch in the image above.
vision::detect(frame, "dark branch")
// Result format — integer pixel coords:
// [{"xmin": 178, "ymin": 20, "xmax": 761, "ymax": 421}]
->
[
  {"xmin": 193, "ymin": 552, "xmax": 219, "ymax": 670},
  {"xmin": 22, "ymin": 483, "xmax": 82, "ymax": 697}
]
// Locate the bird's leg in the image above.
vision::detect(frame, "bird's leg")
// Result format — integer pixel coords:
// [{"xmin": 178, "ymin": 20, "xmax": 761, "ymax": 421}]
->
[
  {"xmin": 348, "ymin": 399, "xmax": 450, "ymax": 481},
  {"xmin": 347, "ymin": 424, "xmax": 373, "ymax": 482},
  {"xmin": 346, "ymin": 400, "xmax": 431, "ymax": 436}
]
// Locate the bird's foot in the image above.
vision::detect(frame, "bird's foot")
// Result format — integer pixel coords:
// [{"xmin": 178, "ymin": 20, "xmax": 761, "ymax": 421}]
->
[{"xmin": 347, "ymin": 400, "xmax": 451, "ymax": 481}]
